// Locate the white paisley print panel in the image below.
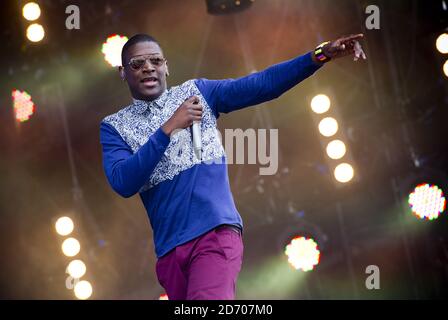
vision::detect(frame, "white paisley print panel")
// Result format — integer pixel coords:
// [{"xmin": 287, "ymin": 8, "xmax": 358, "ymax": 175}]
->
[{"xmin": 103, "ymin": 79, "xmax": 226, "ymax": 192}]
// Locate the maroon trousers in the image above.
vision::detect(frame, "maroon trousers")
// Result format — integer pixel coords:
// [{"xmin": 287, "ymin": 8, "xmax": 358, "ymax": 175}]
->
[{"xmin": 155, "ymin": 225, "xmax": 244, "ymax": 300}]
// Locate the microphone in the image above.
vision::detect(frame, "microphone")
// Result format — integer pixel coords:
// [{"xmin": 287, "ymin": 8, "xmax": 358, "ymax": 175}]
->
[
  {"xmin": 192, "ymin": 101, "xmax": 202, "ymax": 160},
  {"xmin": 192, "ymin": 121, "xmax": 201, "ymax": 160}
]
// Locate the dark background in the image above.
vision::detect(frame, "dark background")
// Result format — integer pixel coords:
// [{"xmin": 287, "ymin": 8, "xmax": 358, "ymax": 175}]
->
[{"xmin": 0, "ymin": 0, "xmax": 447, "ymax": 299}]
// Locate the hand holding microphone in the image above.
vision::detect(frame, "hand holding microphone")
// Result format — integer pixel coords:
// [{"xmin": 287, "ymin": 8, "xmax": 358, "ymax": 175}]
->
[{"xmin": 161, "ymin": 96, "xmax": 202, "ymax": 159}]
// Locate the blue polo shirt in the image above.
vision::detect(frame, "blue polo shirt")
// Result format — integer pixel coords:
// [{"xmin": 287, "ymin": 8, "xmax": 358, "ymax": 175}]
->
[{"xmin": 100, "ymin": 52, "xmax": 322, "ymax": 258}]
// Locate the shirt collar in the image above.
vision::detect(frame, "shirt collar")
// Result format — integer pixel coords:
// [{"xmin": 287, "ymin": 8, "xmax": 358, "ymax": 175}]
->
[{"xmin": 132, "ymin": 89, "xmax": 169, "ymax": 114}]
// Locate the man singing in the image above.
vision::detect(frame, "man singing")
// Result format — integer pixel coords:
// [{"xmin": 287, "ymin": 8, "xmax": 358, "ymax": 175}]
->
[{"xmin": 100, "ymin": 33, "xmax": 366, "ymax": 300}]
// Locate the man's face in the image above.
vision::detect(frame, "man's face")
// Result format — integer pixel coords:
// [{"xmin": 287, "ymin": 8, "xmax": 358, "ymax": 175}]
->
[{"xmin": 120, "ymin": 41, "xmax": 169, "ymax": 101}]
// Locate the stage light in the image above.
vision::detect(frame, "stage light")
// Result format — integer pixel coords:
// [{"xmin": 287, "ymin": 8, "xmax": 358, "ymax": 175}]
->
[
  {"xmin": 102, "ymin": 34, "xmax": 128, "ymax": 67},
  {"xmin": 284, "ymin": 236, "xmax": 320, "ymax": 271},
  {"xmin": 74, "ymin": 280, "xmax": 92, "ymax": 300},
  {"xmin": 62, "ymin": 238, "xmax": 80, "ymax": 257},
  {"xmin": 318, "ymin": 117, "xmax": 338, "ymax": 137},
  {"xmin": 22, "ymin": 2, "xmax": 41, "ymax": 21},
  {"xmin": 444, "ymin": 60, "xmax": 448, "ymax": 77},
  {"xmin": 11, "ymin": 89, "xmax": 35, "ymax": 122},
  {"xmin": 26, "ymin": 23, "xmax": 45, "ymax": 42},
  {"xmin": 67, "ymin": 260, "xmax": 87, "ymax": 278},
  {"xmin": 311, "ymin": 94, "xmax": 331, "ymax": 114},
  {"xmin": 159, "ymin": 293, "xmax": 169, "ymax": 300},
  {"xmin": 326, "ymin": 139, "xmax": 346, "ymax": 160},
  {"xmin": 55, "ymin": 216, "xmax": 74, "ymax": 236},
  {"xmin": 436, "ymin": 33, "xmax": 448, "ymax": 54},
  {"xmin": 408, "ymin": 183, "xmax": 446, "ymax": 220},
  {"xmin": 308, "ymin": 90, "xmax": 358, "ymax": 187},
  {"xmin": 334, "ymin": 163, "xmax": 354, "ymax": 183}
]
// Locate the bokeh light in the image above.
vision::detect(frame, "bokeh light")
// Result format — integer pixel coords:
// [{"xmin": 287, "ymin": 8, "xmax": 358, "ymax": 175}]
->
[
  {"xmin": 74, "ymin": 280, "xmax": 93, "ymax": 300},
  {"xmin": 334, "ymin": 163, "xmax": 354, "ymax": 183},
  {"xmin": 102, "ymin": 34, "xmax": 128, "ymax": 67},
  {"xmin": 12, "ymin": 89, "xmax": 35, "ymax": 122},
  {"xmin": 318, "ymin": 117, "xmax": 338, "ymax": 137},
  {"xmin": 284, "ymin": 236, "xmax": 320, "ymax": 271},
  {"xmin": 67, "ymin": 260, "xmax": 87, "ymax": 279},
  {"xmin": 311, "ymin": 94, "xmax": 331, "ymax": 114},
  {"xmin": 408, "ymin": 183, "xmax": 446, "ymax": 220},
  {"xmin": 61, "ymin": 238, "xmax": 81, "ymax": 257},
  {"xmin": 159, "ymin": 293, "xmax": 169, "ymax": 300},
  {"xmin": 443, "ymin": 60, "xmax": 448, "ymax": 78},
  {"xmin": 436, "ymin": 33, "xmax": 448, "ymax": 54},
  {"xmin": 326, "ymin": 139, "xmax": 347, "ymax": 160},
  {"xmin": 55, "ymin": 216, "xmax": 74, "ymax": 236},
  {"xmin": 26, "ymin": 23, "xmax": 45, "ymax": 42},
  {"xmin": 22, "ymin": 2, "xmax": 41, "ymax": 21}
]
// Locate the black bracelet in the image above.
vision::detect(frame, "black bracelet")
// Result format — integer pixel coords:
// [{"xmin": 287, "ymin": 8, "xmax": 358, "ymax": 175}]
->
[{"xmin": 314, "ymin": 41, "xmax": 331, "ymax": 63}]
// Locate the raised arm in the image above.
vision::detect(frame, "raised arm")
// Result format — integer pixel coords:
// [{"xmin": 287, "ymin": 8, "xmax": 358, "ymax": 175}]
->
[
  {"xmin": 196, "ymin": 34, "xmax": 365, "ymax": 117},
  {"xmin": 195, "ymin": 52, "xmax": 322, "ymax": 116}
]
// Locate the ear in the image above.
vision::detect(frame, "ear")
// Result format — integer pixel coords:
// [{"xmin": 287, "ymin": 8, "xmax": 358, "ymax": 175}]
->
[
  {"xmin": 165, "ymin": 60, "xmax": 170, "ymax": 77},
  {"xmin": 118, "ymin": 66, "xmax": 126, "ymax": 81}
]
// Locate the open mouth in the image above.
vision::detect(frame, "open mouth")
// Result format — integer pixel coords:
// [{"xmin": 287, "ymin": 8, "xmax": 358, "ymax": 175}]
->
[{"xmin": 141, "ymin": 77, "xmax": 158, "ymax": 86}]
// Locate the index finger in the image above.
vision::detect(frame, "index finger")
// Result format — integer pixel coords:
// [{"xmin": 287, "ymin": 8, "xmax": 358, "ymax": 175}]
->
[
  {"xmin": 340, "ymin": 33, "xmax": 364, "ymax": 43},
  {"xmin": 185, "ymin": 96, "xmax": 199, "ymax": 103}
]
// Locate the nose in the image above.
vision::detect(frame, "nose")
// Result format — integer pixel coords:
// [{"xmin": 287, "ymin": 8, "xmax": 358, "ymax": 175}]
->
[{"xmin": 141, "ymin": 59, "xmax": 155, "ymax": 72}]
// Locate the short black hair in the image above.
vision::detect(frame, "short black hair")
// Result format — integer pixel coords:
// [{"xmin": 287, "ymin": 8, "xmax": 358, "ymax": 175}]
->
[{"xmin": 121, "ymin": 34, "xmax": 160, "ymax": 66}]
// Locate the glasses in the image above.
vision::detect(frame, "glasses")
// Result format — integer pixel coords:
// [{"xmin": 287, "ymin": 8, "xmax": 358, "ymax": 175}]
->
[{"xmin": 126, "ymin": 56, "xmax": 166, "ymax": 70}]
